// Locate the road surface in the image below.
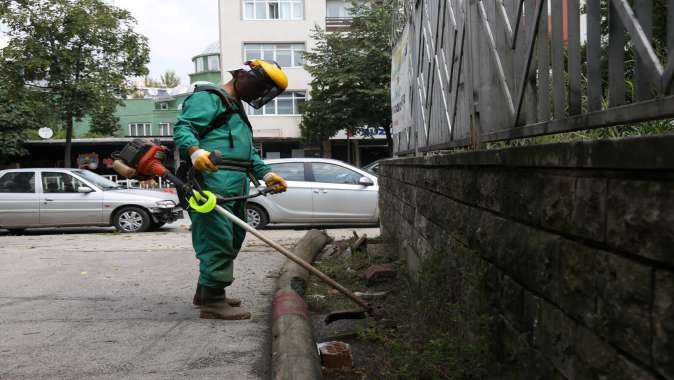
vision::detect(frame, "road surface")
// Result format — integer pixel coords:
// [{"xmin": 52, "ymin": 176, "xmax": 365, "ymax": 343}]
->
[{"xmin": 0, "ymin": 224, "xmax": 379, "ymax": 379}]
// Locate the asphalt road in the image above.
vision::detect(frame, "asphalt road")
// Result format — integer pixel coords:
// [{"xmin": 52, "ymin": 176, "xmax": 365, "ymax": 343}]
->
[{"xmin": 0, "ymin": 223, "xmax": 379, "ymax": 379}]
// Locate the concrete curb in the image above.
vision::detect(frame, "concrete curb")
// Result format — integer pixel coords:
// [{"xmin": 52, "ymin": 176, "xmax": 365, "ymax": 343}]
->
[
  {"xmin": 271, "ymin": 289, "xmax": 322, "ymax": 379},
  {"xmin": 271, "ymin": 230, "xmax": 331, "ymax": 380}
]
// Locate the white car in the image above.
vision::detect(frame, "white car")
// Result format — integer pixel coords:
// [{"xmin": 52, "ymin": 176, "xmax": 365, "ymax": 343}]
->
[
  {"xmin": 0, "ymin": 168, "xmax": 182, "ymax": 234},
  {"xmin": 246, "ymin": 158, "xmax": 379, "ymax": 228}
]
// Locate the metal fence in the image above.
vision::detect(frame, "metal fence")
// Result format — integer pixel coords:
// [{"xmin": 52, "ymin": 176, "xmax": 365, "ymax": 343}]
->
[
  {"xmin": 391, "ymin": 0, "xmax": 674, "ymax": 155},
  {"xmin": 102, "ymin": 175, "xmax": 174, "ymax": 190}
]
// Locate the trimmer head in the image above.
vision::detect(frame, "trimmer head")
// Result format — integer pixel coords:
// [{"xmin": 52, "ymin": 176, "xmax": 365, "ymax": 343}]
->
[{"xmin": 324, "ymin": 304, "xmax": 385, "ymax": 325}]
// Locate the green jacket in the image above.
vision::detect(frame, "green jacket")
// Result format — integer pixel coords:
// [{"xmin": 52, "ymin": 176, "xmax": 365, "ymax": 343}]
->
[{"xmin": 173, "ymin": 86, "xmax": 271, "ymax": 196}]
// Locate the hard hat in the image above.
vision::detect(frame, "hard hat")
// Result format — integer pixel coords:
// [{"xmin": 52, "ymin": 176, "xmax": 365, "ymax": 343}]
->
[{"xmin": 230, "ymin": 59, "xmax": 288, "ymax": 109}]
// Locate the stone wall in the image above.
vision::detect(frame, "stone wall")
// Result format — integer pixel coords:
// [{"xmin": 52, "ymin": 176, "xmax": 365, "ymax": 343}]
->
[{"xmin": 378, "ymin": 135, "xmax": 674, "ymax": 379}]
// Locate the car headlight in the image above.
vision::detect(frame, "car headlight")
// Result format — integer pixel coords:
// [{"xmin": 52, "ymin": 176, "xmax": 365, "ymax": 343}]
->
[{"xmin": 155, "ymin": 200, "xmax": 176, "ymax": 208}]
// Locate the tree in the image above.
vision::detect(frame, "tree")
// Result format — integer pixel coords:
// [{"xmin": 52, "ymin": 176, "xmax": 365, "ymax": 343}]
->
[
  {"xmin": 160, "ymin": 70, "xmax": 181, "ymax": 88},
  {"xmin": 300, "ymin": 29, "xmax": 355, "ymax": 155},
  {"xmin": 301, "ymin": 0, "xmax": 394, "ymax": 156},
  {"xmin": 89, "ymin": 98, "xmax": 119, "ymax": 136},
  {"xmin": 144, "ymin": 76, "xmax": 162, "ymax": 88},
  {"xmin": 0, "ymin": 0, "xmax": 150, "ymax": 167},
  {"xmin": 0, "ymin": 84, "xmax": 44, "ymax": 161}
]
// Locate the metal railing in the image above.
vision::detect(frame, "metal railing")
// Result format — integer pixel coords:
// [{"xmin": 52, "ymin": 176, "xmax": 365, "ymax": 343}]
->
[
  {"xmin": 391, "ymin": 0, "xmax": 674, "ymax": 155},
  {"xmin": 326, "ymin": 16, "xmax": 353, "ymax": 29},
  {"xmin": 102, "ymin": 174, "xmax": 174, "ymax": 190}
]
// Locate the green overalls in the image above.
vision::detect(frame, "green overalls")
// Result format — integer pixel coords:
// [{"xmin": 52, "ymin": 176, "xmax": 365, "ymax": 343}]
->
[{"xmin": 173, "ymin": 85, "xmax": 271, "ymax": 289}]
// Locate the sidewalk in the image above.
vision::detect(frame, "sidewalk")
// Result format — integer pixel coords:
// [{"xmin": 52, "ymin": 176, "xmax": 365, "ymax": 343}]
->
[{"xmin": 0, "ymin": 227, "xmax": 377, "ymax": 379}]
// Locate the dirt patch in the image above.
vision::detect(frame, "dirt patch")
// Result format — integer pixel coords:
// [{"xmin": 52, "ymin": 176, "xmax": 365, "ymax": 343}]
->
[{"xmin": 305, "ymin": 239, "xmax": 496, "ymax": 379}]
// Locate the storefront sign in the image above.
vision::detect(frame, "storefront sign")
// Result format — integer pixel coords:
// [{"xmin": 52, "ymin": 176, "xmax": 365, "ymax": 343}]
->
[
  {"xmin": 77, "ymin": 153, "xmax": 99, "ymax": 170},
  {"xmin": 330, "ymin": 128, "xmax": 387, "ymax": 140}
]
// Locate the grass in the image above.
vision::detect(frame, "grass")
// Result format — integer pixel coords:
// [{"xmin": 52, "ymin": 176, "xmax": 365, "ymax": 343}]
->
[
  {"xmin": 306, "ymin": 242, "xmax": 497, "ymax": 379},
  {"xmin": 306, "ymin": 245, "xmax": 373, "ymax": 313}
]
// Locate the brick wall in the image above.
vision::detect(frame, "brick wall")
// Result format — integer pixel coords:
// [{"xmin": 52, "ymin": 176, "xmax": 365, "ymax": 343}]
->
[{"xmin": 379, "ymin": 136, "xmax": 674, "ymax": 379}]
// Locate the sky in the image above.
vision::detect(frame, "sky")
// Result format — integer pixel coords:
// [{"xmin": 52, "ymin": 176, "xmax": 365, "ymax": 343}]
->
[
  {"xmin": 110, "ymin": 0, "xmax": 219, "ymax": 85},
  {"xmin": 0, "ymin": 1, "xmax": 219, "ymax": 85}
]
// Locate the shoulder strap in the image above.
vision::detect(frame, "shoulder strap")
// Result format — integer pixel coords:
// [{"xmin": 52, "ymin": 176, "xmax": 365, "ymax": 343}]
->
[
  {"xmin": 193, "ymin": 86, "xmax": 238, "ymax": 139},
  {"xmin": 194, "ymin": 85, "xmax": 234, "ymax": 108},
  {"xmin": 232, "ymin": 99, "xmax": 253, "ymax": 130},
  {"xmin": 191, "ymin": 85, "xmax": 255, "ymax": 140}
]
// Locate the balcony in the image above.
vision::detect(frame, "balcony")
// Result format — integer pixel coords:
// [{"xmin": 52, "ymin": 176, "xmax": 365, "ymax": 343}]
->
[{"xmin": 326, "ymin": 17, "xmax": 352, "ymax": 31}]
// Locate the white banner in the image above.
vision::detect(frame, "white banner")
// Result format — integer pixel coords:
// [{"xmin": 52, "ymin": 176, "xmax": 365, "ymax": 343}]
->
[{"xmin": 391, "ymin": 25, "xmax": 412, "ymax": 135}]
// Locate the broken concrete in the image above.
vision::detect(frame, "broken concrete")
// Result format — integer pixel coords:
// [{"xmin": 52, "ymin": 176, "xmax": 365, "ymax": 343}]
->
[
  {"xmin": 365, "ymin": 264, "xmax": 396, "ymax": 285},
  {"xmin": 318, "ymin": 341, "xmax": 353, "ymax": 371}
]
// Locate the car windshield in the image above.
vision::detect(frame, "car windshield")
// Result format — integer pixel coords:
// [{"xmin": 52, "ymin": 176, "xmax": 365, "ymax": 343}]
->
[
  {"xmin": 72, "ymin": 170, "xmax": 121, "ymax": 190},
  {"xmin": 363, "ymin": 162, "xmax": 379, "ymax": 176}
]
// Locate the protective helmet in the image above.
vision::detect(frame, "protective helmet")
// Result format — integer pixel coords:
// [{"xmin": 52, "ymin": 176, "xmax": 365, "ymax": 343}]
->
[{"xmin": 230, "ymin": 59, "xmax": 288, "ymax": 109}]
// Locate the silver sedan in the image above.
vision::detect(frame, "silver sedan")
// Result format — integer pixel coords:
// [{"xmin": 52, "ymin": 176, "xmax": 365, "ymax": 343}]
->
[
  {"xmin": 0, "ymin": 168, "xmax": 182, "ymax": 234},
  {"xmin": 245, "ymin": 158, "xmax": 379, "ymax": 228}
]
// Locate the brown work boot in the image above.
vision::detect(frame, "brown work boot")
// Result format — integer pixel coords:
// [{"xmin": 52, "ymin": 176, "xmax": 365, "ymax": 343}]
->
[
  {"xmin": 193, "ymin": 283, "xmax": 242, "ymax": 307},
  {"xmin": 194, "ymin": 285, "xmax": 251, "ymax": 320}
]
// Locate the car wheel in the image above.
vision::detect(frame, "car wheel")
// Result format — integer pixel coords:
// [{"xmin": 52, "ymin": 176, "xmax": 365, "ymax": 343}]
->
[
  {"xmin": 7, "ymin": 228, "xmax": 25, "ymax": 235},
  {"xmin": 114, "ymin": 207, "xmax": 151, "ymax": 233},
  {"xmin": 246, "ymin": 204, "xmax": 269, "ymax": 229}
]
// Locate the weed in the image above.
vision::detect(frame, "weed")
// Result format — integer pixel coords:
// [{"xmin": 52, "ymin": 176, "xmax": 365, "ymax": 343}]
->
[
  {"xmin": 307, "ymin": 243, "xmax": 498, "ymax": 379},
  {"xmin": 367, "ymin": 249, "xmax": 496, "ymax": 379}
]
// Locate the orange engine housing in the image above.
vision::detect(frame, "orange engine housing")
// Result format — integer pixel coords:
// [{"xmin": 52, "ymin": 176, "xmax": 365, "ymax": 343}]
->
[{"xmin": 136, "ymin": 144, "xmax": 169, "ymax": 178}]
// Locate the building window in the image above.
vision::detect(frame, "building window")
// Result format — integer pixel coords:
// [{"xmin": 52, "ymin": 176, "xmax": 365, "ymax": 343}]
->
[
  {"xmin": 327, "ymin": 0, "xmax": 352, "ymax": 18},
  {"xmin": 207, "ymin": 55, "xmax": 221, "ymax": 71},
  {"xmin": 244, "ymin": 43, "xmax": 304, "ymax": 68},
  {"xmin": 195, "ymin": 57, "xmax": 205, "ymax": 73},
  {"xmin": 128, "ymin": 123, "xmax": 153, "ymax": 137},
  {"xmin": 243, "ymin": 0, "xmax": 303, "ymax": 20},
  {"xmin": 247, "ymin": 91, "xmax": 305, "ymax": 115},
  {"xmin": 160, "ymin": 102, "xmax": 168, "ymax": 110},
  {"xmin": 159, "ymin": 123, "xmax": 172, "ymax": 136}
]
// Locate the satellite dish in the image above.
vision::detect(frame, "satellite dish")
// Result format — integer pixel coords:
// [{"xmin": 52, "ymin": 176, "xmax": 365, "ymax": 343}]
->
[{"xmin": 38, "ymin": 127, "xmax": 54, "ymax": 139}]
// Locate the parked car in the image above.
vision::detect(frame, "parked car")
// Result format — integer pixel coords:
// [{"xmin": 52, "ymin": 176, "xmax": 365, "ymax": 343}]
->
[
  {"xmin": 361, "ymin": 158, "xmax": 393, "ymax": 175},
  {"xmin": 246, "ymin": 158, "xmax": 379, "ymax": 228},
  {"xmin": 0, "ymin": 168, "xmax": 182, "ymax": 234}
]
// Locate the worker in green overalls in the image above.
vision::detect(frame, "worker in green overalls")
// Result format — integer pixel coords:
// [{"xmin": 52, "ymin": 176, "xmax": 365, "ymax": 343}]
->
[{"xmin": 173, "ymin": 60, "xmax": 289, "ymax": 320}]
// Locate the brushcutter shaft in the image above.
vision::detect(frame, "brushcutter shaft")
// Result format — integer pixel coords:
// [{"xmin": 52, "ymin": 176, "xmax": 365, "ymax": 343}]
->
[{"xmin": 211, "ymin": 203, "xmax": 370, "ymax": 310}]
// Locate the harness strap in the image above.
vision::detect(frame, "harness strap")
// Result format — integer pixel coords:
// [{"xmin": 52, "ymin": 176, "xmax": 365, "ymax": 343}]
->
[{"xmin": 192, "ymin": 85, "xmax": 253, "ymax": 142}]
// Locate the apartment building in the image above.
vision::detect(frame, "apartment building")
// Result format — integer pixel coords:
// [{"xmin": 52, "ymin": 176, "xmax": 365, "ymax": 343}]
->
[
  {"xmin": 217, "ymin": 0, "xmax": 386, "ymax": 164},
  {"xmin": 216, "ymin": 0, "xmax": 324, "ymax": 159}
]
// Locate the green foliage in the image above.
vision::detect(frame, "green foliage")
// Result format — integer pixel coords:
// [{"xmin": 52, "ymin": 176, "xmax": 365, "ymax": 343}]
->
[
  {"xmin": 89, "ymin": 99, "xmax": 119, "ymax": 136},
  {"xmin": 0, "ymin": 77, "xmax": 64, "ymax": 161},
  {"xmin": 355, "ymin": 250, "xmax": 496, "ymax": 379},
  {"xmin": 0, "ymin": 85, "xmax": 43, "ymax": 159},
  {"xmin": 587, "ymin": 0, "xmax": 669, "ymax": 102},
  {"xmin": 0, "ymin": 0, "xmax": 150, "ymax": 165},
  {"xmin": 301, "ymin": 0, "xmax": 394, "ymax": 155},
  {"xmin": 488, "ymin": 0, "xmax": 673, "ymax": 151},
  {"xmin": 489, "ymin": 118, "xmax": 674, "ymax": 150},
  {"xmin": 305, "ymin": 240, "xmax": 497, "ymax": 379}
]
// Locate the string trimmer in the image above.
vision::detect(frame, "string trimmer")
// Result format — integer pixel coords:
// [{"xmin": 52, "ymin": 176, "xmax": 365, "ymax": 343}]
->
[{"xmin": 112, "ymin": 138, "xmax": 371, "ymax": 316}]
